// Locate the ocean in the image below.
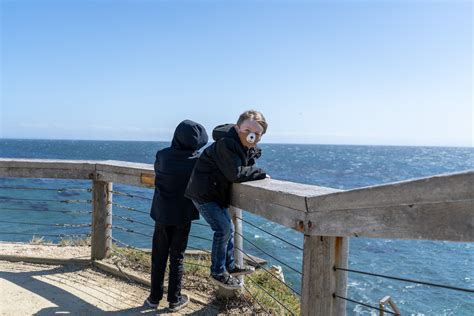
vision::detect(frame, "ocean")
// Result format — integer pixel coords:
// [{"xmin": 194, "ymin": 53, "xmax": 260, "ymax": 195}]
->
[{"xmin": 0, "ymin": 139, "xmax": 473, "ymax": 315}]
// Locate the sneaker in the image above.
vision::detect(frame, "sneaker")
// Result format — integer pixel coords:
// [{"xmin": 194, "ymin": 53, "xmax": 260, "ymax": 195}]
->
[
  {"xmin": 210, "ymin": 272, "xmax": 242, "ymax": 290},
  {"xmin": 144, "ymin": 296, "xmax": 159, "ymax": 308},
  {"xmin": 228, "ymin": 264, "xmax": 255, "ymax": 276},
  {"xmin": 169, "ymin": 294, "xmax": 189, "ymax": 312}
]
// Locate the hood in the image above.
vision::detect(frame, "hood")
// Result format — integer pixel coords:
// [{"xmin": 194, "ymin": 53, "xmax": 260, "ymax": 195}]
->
[
  {"xmin": 171, "ymin": 120, "xmax": 209, "ymax": 151},
  {"xmin": 212, "ymin": 123, "xmax": 235, "ymax": 141}
]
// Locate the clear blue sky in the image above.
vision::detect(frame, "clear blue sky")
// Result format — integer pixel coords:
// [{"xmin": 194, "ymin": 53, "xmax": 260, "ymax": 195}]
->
[{"xmin": 1, "ymin": 0, "xmax": 472, "ymax": 146}]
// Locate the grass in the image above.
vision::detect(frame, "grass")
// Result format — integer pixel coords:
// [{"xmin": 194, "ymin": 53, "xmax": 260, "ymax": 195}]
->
[{"xmin": 112, "ymin": 245, "xmax": 301, "ymax": 315}]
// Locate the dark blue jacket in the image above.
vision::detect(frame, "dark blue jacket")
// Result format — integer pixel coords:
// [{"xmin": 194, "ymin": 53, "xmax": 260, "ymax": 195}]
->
[{"xmin": 150, "ymin": 120, "xmax": 208, "ymax": 225}]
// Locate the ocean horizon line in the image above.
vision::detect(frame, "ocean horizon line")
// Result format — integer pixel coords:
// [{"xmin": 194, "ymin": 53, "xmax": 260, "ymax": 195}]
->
[{"xmin": 1, "ymin": 137, "xmax": 473, "ymax": 149}]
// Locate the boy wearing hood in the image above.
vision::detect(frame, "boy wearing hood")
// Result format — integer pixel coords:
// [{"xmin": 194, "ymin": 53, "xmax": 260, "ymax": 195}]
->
[
  {"xmin": 146, "ymin": 120, "xmax": 208, "ymax": 311},
  {"xmin": 185, "ymin": 110, "xmax": 268, "ymax": 289}
]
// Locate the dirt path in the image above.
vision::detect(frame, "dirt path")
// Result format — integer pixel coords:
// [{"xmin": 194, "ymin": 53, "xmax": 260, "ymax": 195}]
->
[{"xmin": 0, "ymin": 243, "xmax": 218, "ymax": 315}]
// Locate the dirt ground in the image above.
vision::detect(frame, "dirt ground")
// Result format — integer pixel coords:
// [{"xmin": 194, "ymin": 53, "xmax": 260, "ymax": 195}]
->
[{"xmin": 0, "ymin": 243, "xmax": 220, "ymax": 315}]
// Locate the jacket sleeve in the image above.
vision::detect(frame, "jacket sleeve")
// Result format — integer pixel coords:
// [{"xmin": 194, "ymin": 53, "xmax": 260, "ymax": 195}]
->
[{"xmin": 214, "ymin": 140, "xmax": 266, "ymax": 183}]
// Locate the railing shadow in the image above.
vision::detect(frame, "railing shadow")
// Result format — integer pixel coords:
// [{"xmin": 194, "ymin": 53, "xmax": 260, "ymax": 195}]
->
[{"xmin": 0, "ymin": 264, "xmax": 155, "ymax": 315}]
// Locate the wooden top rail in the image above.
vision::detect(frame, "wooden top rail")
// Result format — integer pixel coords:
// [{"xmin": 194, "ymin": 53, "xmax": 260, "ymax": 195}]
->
[{"xmin": 0, "ymin": 158, "xmax": 472, "ymax": 242}]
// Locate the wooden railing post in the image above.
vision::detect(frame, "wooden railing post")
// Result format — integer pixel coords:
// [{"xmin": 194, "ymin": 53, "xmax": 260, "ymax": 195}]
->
[
  {"xmin": 231, "ymin": 206, "xmax": 244, "ymax": 283},
  {"xmin": 301, "ymin": 235, "xmax": 348, "ymax": 316},
  {"xmin": 91, "ymin": 180, "xmax": 112, "ymax": 260},
  {"xmin": 216, "ymin": 206, "xmax": 243, "ymax": 298}
]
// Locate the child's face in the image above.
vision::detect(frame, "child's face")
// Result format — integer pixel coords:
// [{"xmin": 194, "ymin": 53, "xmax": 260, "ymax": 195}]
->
[{"xmin": 235, "ymin": 119, "xmax": 264, "ymax": 148}]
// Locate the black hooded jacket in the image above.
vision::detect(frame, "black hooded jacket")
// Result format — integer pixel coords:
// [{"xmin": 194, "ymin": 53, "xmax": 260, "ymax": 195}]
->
[
  {"xmin": 150, "ymin": 120, "xmax": 209, "ymax": 225},
  {"xmin": 185, "ymin": 124, "xmax": 266, "ymax": 209}
]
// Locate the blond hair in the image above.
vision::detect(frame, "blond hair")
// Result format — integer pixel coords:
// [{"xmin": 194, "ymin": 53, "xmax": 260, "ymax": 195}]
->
[{"xmin": 237, "ymin": 110, "xmax": 268, "ymax": 134}]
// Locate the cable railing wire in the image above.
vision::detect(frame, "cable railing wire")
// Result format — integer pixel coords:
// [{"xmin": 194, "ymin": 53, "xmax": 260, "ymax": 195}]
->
[
  {"xmin": 0, "ymin": 219, "xmax": 91, "ymax": 228},
  {"xmin": 334, "ymin": 294, "xmax": 399, "ymax": 315},
  {"xmin": 112, "ymin": 225, "xmax": 152, "ymax": 238},
  {"xmin": 0, "ymin": 186, "xmax": 91, "ymax": 192},
  {"xmin": 189, "ymin": 234, "xmax": 213, "ymax": 243},
  {"xmin": 0, "ymin": 231, "xmax": 90, "ymax": 238},
  {"xmin": 0, "ymin": 207, "xmax": 91, "ymax": 215},
  {"xmin": 110, "ymin": 237, "xmax": 210, "ymax": 269},
  {"xmin": 233, "ymin": 244, "xmax": 301, "ymax": 297},
  {"xmin": 112, "ymin": 214, "xmax": 154, "ymax": 228},
  {"xmin": 241, "ymin": 282, "xmax": 270, "ymax": 314},
  {"xmin": 234, "ymin": 231, "xmax": 303, "ymax": 276},
  {"xmin": 111, "ymin": 190, "xmax": 152, "ymax": 201},
  {"xmin": 335, "ymin": 267, "xmax": 474, "ymax": 294},
  {"xmin": 236, "ymin": 216, "xmax": 303, "ymax": 251},
  {"xmin": 186, "ymin": 245, "xmax": 211, "ymax": 254},
  {"xmin": 0, "ymin": 197, "xmax": 92, "ymax": 204},
  {"xmin": 111, "ymin": 237, "xmax": 286, "ymax": 314},
  {"xmin": 110, "ymin": 236, "xmax": 143, "ymax": 251},
  {"xmin": 189, "ymin": 223, "xmax": 302, "ymax": 296},
  {"xmin": 111, "ymin": 202, "xmax": 149, "ymax": 215},
  {"xmin": 246, "ymin": 275, "xmax": 296, "ymax": 315}
]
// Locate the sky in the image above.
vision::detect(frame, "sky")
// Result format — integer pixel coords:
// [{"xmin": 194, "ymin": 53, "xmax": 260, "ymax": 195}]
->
[{"xmin": 0, "ymin": 0, "xmax": 472, "ymax": 146}]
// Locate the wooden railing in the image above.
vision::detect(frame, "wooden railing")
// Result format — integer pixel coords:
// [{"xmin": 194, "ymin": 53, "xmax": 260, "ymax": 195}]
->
[{"xmin": 0, "ymin": 158, "xmax": 472, "ymax": 315}]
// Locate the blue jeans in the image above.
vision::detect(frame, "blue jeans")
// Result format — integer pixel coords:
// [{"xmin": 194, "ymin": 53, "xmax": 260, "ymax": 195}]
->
[{"xmin": 192, "ymin": 200, "xmax": 235, "ymax": 276}]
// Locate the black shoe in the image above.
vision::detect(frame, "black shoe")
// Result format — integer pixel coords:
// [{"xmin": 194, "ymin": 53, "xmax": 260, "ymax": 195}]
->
[
  {"xmin": 144, "ymin": 296, "xmax": 159, "ymax": 308},
  {"xmin": 169, "ymin": 294, "xmax": 189, "ymax": 312},
  {"xmin": 228, "ymin": 264, "xmax": 255, "ymax": 276},
  {"xmin": 211, "ymin": 272, "xmax": 242, "ymax": 290}
]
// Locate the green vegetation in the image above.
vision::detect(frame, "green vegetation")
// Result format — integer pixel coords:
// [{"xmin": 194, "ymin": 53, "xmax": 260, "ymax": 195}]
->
[{"xmin": 113, "ymin": 245, "xmax": 300, "ymax": 315}]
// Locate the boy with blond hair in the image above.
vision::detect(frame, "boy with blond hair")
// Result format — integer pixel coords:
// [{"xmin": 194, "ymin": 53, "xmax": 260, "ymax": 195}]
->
[{"xmin": 185, "ymin": 110, "xmax": 268, "ymax": 289}]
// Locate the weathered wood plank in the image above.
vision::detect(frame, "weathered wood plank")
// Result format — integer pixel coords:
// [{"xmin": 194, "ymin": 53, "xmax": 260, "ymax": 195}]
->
[
  {"xmin": 0, "ymin": 255, "xmax": 90, "ymax": 265},
  {"xmin": 233, "ymin": 179, "xmax": 339, "ymax": 212},
  {"xmin": 95, "ymin": 160, "xmax": 154, "ymax": 188},
  {"xmin": 0, "ymin": 159, "xmax": 97, "ymax": 179},
  {"xmin": 231, "ymin": 191, "xmax": 306, "ymax": 231},
  {"xmin": 307, "ymin": 171, "xmax": 473, "ymax": 212},
  {"xmin": 231, "ymin": 179, "xmax": 339, "ymax": 232},
  {"xmin": 306, "ymin": 200, "xmax": 474, "ymax": 241}
]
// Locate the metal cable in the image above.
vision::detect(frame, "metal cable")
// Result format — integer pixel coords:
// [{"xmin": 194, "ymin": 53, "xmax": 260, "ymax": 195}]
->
[
  {"xmin": 0, "ymin": 186, "xmax": 91, "ymax": 192},
  {"xmin": 236, "ymin": 216, "xmax": 303, "ymax": 251},
  {"xmin": 0, "ymin": 232, "xmax": 90, "ymax": 237},
  {"xmin": 112, "ymin": 214, "xmax": 154, "ymax": 227},
  {"xmin": 183, "ymin": 261, "xmax": 209, "ymax": 268},
  {"xmin": 0, "ymin": 197, "xmax": 92, "ymax": 204},
  {"xmin": 0, "ymin": 220, "xmax": 91, "ymax": 228},
  {"xmin": 234, "ymin": 245, "xmax": 301, "ymax": 297},
  {"xmin": 335, "ymin": 267, "xmax": 474, "ymax": 294},
  {"xmin": 246, "ymin": 275, "xmax": 296, "ymax": 316},
  {"xmin": 111, "ymin": 190, "xmax": 152, "ymax": 201},
  {"xmin": 334, "ymin": 294, "xmax": 398, "ymax": 315},
  {"xmin": 189, "ymin": 234, "xmax": 213, "ymax": 242},
  {"xmin": 111, "ymin": 237, "xmax": 143, "ymax": 251},
  {"xmin": 111, "ymin": 237, "xmax": 209, "ymax": 269},
  {"xmin": 0, "ymin": 206, "xmax": 91, "ymax": 215},
  {"xmin": 112, "ymin": 225, "xmax": 152, "ymax": 238},
  {"xmin": 241, "ymin": 282, "xmax": 270, "ymax": 314},
  {"xmin": 186, "ymin": 245, "xmax": 211, "ymax": 254},
  {"xmin": 234, "ymin": 231, "xmax": 302, "ymax": 275},
  {"xmin": 111, "ymin": 203, "xmax": 149, "ymax": 215},
  {"xmin": 111, "ymin": 237, "xmax": 287, "ymax": 313}
]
